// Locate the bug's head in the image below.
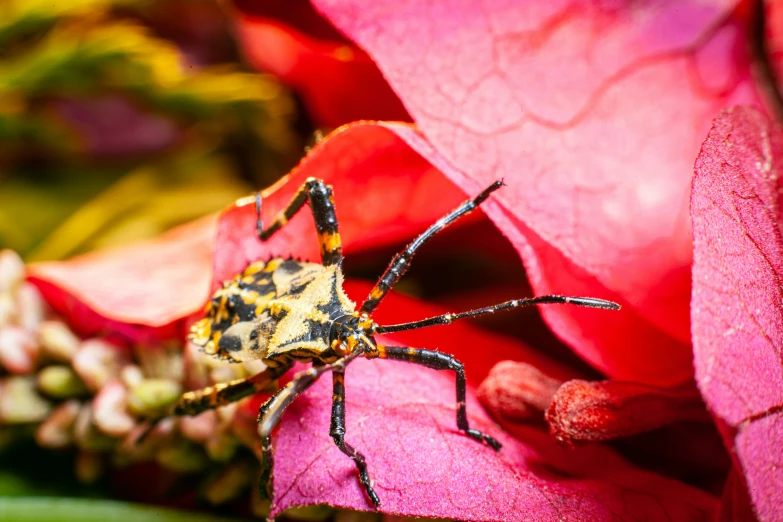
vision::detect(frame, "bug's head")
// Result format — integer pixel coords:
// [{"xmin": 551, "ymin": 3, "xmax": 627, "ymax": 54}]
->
[{"xmin": 330, "ymin": 312, "xmax": 376, "ymax": 357}]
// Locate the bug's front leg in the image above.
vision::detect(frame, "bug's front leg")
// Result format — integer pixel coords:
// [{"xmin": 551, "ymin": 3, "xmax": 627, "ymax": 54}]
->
[
  {"xmin": 255, "ymin": 177, "xmax": 342, "ymax": 266},
  {"xmin": 330, "ymin": 367, "xmax": 380, "ymax": 508},
  {"xmin": 376, "ymin": 345, "xmax": 501, "ymax": 450}
]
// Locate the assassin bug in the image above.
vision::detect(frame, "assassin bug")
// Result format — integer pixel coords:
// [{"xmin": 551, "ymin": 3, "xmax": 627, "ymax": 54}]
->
[{"xmin": 171, "ymin": 178, "xmax": 620, "ymax": 508}]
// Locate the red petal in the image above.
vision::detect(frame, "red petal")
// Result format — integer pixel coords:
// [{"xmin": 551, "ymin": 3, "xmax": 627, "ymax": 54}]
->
[
  {"xmin": 228, "ymin": 0, "xmax": 410, "ymax": 127},
  {"xmin": 312, "ymin": 0, "xmax": 766, "ymax": 384},
  {"xmin": 271, "ymin": 357, "xmax": 718, "ymax": 519},
  {"xmin": 28, "ymin": 216, "xmax": 217, "ymax": 340},
  {"xmin": 691, "ymin": 106, "xmax": 783, "ymax": 521}
]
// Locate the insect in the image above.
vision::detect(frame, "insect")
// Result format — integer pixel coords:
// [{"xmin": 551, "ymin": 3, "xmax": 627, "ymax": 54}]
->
[{"xmin": 171, "ymin": 178, "xmax": 620, "ymax": 507}]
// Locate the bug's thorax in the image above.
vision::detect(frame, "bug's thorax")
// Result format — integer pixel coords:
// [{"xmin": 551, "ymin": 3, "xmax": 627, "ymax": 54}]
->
[{"xmin": 330, "ymin": 312, "xmax": 378, "ymax": 358}]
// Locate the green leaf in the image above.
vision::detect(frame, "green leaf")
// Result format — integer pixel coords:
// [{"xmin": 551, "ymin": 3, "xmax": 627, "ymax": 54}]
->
[{"xmin": 0, "ymin": 498, "xmax": 251, "ymax": 522}]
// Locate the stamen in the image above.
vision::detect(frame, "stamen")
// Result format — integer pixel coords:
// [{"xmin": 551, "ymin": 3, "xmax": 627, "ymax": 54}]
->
[{"xmin": 545, "ymin": 379, "xmax": 710, "ymax": 446}]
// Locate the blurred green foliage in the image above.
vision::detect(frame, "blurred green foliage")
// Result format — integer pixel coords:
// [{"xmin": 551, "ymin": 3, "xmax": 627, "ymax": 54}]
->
[{"xmin": 0, "ymin": 0, "xmax": 302, "ymax": 260}]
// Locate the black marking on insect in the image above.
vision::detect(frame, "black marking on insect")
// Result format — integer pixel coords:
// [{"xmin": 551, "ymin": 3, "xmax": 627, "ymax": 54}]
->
[{"xmin": 168, "ymin": 177, "xmax": 620, "ymax": 508}]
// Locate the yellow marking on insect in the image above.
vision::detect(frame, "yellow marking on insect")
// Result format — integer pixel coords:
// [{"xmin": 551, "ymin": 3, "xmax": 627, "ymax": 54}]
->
[
  {"xmin": 407, "ymin": 347, "xmax": 416, "ymax": 356},
  {"xmin": 189, "ymin": 318, "xmax": 212, "ymax": 344},
  {"xmin": 319, "ymin": 230, "xmax": 342, "ymax": 253},
  {"xmin": 241, "ymin": 290, "xmax": 260, "ymax": 305},
  {"xmin": 376, "ymin": 345, "xmax": 387, "ymax": 359},
  {"xmin": 332, "ymin": 339, "xmax": 349, "ymax": 356},
  {"xmin": 334, "ymin": 373, "xmax": 344, "ymax": 385},
  {"xmin": 255, "ymin": 292, "xmax": 276, "ymax": 314},
  {"xmin": 243, "ymin": 261, "xmax": 265, "ymax": 276},
  {"xmin": 264, "ymin": 258, "xmax": 283, "ymax": 272},
  {"xmin": 369, "ymin": 286, "xmax": 385, "ymax": 301},
  {"xmin": 356, "ymin": 313, "xmax": 373, "ymax": 329}
]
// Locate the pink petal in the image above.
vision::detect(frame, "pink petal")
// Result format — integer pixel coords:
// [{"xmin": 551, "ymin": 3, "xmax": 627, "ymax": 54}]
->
[
  {"xmin": 691, "ymin": 106, "xmax": 783, "ymax": 522},
  {"xmin": 271, "ymin": 357, "xmax": 718, "ymax": 519},
  {"xmin": 312, "ymin": 0, "xmax": 766, "ymax": 384}
]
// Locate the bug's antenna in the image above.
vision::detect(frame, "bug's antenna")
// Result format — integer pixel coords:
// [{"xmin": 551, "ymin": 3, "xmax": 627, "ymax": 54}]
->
[{"xmin": 373, "ymin": 295, "xmax": 620, "ymax": 335}]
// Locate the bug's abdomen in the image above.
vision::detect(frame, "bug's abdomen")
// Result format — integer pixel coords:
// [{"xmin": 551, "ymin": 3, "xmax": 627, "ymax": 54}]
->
[{"xmin": 189, "ymin": 257, "xmax": 321, "ymax": 359}]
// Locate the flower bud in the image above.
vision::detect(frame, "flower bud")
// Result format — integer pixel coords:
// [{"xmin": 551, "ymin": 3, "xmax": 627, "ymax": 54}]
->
[
  {"xmin": 477, "ymin": 360, "xmax": 562, "ymax": 423},
  {"xmin": 74, "ymin": 404, "xmax": 115, "ymax": 452},
  {"xmin": 93, "ymin": 379, "xmax": 135, "ymax": 437},
  {"xmin": 120, "ymin": 365, "xmax": 144, "ymax": 389},
  {"xmin": 0, "ymin": 292, "xmax": 15, "ymax": 328},
  {"xmin": 73, "ymin": 339, "xmax": 130, "ymax": 391},
  {"xmin": 0, "ymin": 376, "xmax": 51, "ymax": 423},
  {"xmin": 546, "ymin": 379, "xmax": 709, "ymax": 445},
  {"xmin": 180, "ymin": 410, "xmax": 217, "ymax": 443},
  {"xmin": 37, "ymin": 366, "xmax": 89, "ymax": 399},
  {"xmin": 126, "ymin": 379, "xmax": 182, "ymax": 417},
  {"xmin": 39, "ymin": 320, "xmax": 80, "ymax": 362},
  {"xmin": 184, "ymin": 342, "xmax": 211, "ymax": 390},
  {"xmin": 0, "ymin": 250, "xmax": 25, "ymax": 294},
  {"xmin": 36, "ymin": 400, "xmax": 81, "ymax": 448},
  {"xmin": 0, "ymin": 327, "xmax": 38, "ymax": 375},
  {"xmin": 135, "ymin": 342, "xmax": 184, "ymax": 382},
  {"xmin": 17, "ymin": 283, "xmax": 45, "ymax": 332}
]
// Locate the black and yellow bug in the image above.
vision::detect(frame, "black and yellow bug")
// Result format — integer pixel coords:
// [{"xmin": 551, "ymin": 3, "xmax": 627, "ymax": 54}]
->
[{"xmin": 171, "ymin": 178, "xmax": 620, "ymax": 507}]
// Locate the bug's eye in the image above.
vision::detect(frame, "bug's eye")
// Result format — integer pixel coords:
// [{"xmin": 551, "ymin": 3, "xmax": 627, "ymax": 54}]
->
[{"xmin": 249, "ymin": 330, "xmax": 258, "ymax": 341}]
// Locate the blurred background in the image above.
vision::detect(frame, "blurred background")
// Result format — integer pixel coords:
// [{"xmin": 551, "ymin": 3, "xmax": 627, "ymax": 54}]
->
[{"xmin": 0, "ymin": 0, "xmax": 307, "ymax": 263}]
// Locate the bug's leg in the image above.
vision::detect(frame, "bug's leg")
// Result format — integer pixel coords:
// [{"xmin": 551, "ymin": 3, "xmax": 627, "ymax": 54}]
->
[
  {"xmin": 377, "ymin": 345, "xmax": 501, "ymax": 450},
  {"xmin": 170, "ymin": 365, "xmax": 290, "ymax": 417},
  {"xmin": 373, "ymin": 295, "xmax": 620, "ymax": 335},
  {"xmin": 256, "ymin": 365, "xmax": 325, "ymax": 499},
  {"xmin": 329, "ymin": 367, "xmax": 380, "ymax": 508},
  {"xmin": 360, "ymin": 180, "xmax": 504, "ymax": 314},
  {"xmin": 257, "ymin": 178, "xmax": 342, "ymax": 265},
  {"xmin": 134, "ymin": 365, "xmax": 291, "ymax": 444}
]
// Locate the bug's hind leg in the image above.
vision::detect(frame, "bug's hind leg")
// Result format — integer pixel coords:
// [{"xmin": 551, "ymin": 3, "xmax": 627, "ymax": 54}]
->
[
  {"xmin": 171, "ymin": 365, "xmax": 289, "ymax": 417},
  {"xmin": 329, "ymin": 368, "xmax": 380, "ymax": 508},
  {"xmin": 360, "ymin": 180, "xmax": 503, "ymax": 314},
  {"xmin": 377, "ymin": 346, "xmax": 501, "ymax": 450},
  {"xmin": 255, "ymin": 178, "xmax": 342, "ymax": 266},
  {"xmin": 256, "ymin": 365, "xmax": 327, "ymax": 499},
  {"xmin": 136, "ymin": 365, "xmax": 291, "ymax": 444}
]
